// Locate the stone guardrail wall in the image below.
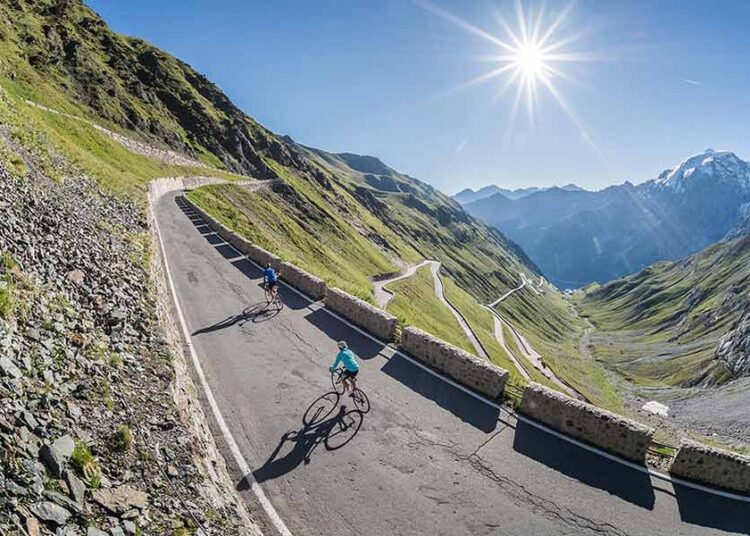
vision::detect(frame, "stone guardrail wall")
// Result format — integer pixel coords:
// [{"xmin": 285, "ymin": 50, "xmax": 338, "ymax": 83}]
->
[
  {"xmin": 280, "ymin": 261, "xmax": 326, "ymax": 301},
  {"xmin": 148, "ymin": 176, "xmax": 229, "ymax": 201},
  {"xmin": 325, "ymin": 287, "xmax": 398, "ymax": 342},
  {"xmin": 669, "ymin": 439, "xmax": 750, "ymax": 494},
  {"xmin": 519, "ymin": 382, "xmax": 655, "ymax": 462},
  {"xmin": 400, "ymin": 327, "xmax": 508, "ymax": 398}
]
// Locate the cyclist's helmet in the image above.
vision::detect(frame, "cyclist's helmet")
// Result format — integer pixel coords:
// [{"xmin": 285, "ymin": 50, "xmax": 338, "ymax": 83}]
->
[
  {"xmin": 338, "ymin": 341, "xmax": 348, "ymax": 350},
  {"xmin": 266, "ymin": 263, "xmax": 271, "ymax": 269}
]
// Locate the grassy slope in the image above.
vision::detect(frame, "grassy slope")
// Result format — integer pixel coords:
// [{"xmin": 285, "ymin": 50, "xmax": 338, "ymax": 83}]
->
[
  {"xmin": 386, "ymin": 266, "xmax": 475, "ymax": 354},
  {"xmin": 495, "ymin": 288, "xmax": 625, "ymax": 412},
  {"xmin": 576, "ymin": 236, "xmax": 750, "ymax": 388},
  {"xmin": 186, "ymin": 182, "xmax": 408, "ymax": 300},
  {"xmin": 441, "ymin": 277, "xmax": 538, "ymax": 388},
  {"xmin": 0, "ymin": 0, "xmax": 286, "ymax": 178}
]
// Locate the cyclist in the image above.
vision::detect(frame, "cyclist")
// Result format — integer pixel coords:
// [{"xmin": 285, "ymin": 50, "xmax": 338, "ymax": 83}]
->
[
  {"xmin": 263, "ymin": 263, "xmax": 279, "ymax": 300},
  {"xmin": 330, "ymin": 341, "xmax": 359, "ymax": 394}
]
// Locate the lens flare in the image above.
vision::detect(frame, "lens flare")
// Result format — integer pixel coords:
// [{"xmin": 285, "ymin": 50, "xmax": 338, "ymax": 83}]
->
[{"xmin": 417, "ymin": 0, "xmax": 601, "ymax": 150}]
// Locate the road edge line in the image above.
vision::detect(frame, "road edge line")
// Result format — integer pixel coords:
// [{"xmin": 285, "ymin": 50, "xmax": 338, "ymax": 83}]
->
[{"xmin": 153, "ymin": 195, "xmax": 294, "ymax": 536}]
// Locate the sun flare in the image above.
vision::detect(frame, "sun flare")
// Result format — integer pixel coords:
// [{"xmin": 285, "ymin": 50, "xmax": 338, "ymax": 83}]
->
[
  {"xmin": 514, "ymin": 43, "xmax": 546, "ymax": 76},
  {"xmin": 417, "ymin": 0, "xmax": 599, "ymax": 146}
]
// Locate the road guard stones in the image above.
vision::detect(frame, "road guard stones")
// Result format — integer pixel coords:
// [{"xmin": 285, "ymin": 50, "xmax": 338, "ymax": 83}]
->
[
  {"xmin": 519, "ymin": 382, "xmax": 655, "ymax": 461},
  {"xmin": 325, "ymin": 287, "xmax": 398, "ymax": 342},
  {"xmin": 280, "ymin": 261, "xmax": 326, "ymax": 300},
  {"xmin": 400, "ymin": 326, "xmax": 509, "ymax": 398},
  {"xmin": 669, "ymin": 439, "xmax": 750, "ymax": 494}
]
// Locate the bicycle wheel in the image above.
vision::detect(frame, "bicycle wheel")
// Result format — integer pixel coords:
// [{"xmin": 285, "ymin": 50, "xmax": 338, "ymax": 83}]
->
[
  {"xmin": 303, "ymin": 392, "xmax": 339, "ymax": 426},
  {"xmin": 264, "ymin": 286, "xmax": 273, "ymax": 304},
  {"xmin": 330, "ymin": 369, "xmax": 345, "ymax": 395},
  {"xmin": 351, "ymin": 388, "xmax": 370, "ymax": 413}
]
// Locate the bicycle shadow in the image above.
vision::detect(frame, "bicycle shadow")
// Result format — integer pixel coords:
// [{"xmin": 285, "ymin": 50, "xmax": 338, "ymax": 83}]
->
[
  {"xmin": 192, "ymin": 301, "xmax": 280, "ymax": 335},
  {"xmin": 245, "ymin": 392, "xmax": 365, "ymax": 485}
]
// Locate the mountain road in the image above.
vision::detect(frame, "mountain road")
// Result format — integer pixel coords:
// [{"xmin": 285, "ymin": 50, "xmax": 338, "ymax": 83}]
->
[{"xmin": 155, "ymin": 191, "xmax": 750, "ymax": 536}]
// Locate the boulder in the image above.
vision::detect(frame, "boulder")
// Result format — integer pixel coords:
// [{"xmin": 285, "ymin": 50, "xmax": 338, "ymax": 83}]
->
[
  {"xmin": 65, "ymin": 270, "xmax": 85, "ymax": 285},
  {"xmin": 30, "ymin": 501, "xmax": 71, "ymax": 525},
  {"xmin": 92, "ymin": 486, "xmax": 149, "ymax": 514},
  {"xmin": 40, "ymin": 434, "xmax": 75, "ymax": 477}
]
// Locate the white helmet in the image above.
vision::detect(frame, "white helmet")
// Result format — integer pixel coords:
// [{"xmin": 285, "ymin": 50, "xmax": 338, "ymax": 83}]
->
[{"xmin": 338, "ymin": 341, "xmax": 348, "ymax": 350}]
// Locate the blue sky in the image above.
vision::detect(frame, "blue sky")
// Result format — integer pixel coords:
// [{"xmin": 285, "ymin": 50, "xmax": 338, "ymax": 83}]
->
[{"xmin": 86, "ymin": 0, "xmax": 750, "ymax": 193}]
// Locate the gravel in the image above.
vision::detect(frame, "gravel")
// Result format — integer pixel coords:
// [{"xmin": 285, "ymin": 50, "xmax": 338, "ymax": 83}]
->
[{"xmin": 0, "ymin": 159, "xmax": 260, "ymax": 534}]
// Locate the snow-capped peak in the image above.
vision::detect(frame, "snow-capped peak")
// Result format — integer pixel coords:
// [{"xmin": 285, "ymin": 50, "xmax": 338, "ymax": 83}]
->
[{"xmin": 655, "ymin": 149, "xmax": 750, "ymax": 193}]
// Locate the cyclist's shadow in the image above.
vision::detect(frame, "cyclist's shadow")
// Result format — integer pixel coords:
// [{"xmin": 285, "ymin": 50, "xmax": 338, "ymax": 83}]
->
[
  {"xmin": 250, "ymin": 392, "xmax": 365, "ymax": 484},
  {"xmin": 192, "ymin": 302, "xmax": 279, "ymax": 335}
]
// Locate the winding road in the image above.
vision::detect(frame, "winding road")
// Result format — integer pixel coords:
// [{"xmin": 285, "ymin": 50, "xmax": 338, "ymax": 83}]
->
[
  {"xmin": 155, "ymin": 190, "xmax": 750, "ymax": 536},
  {"xmin": 486, "ymin": 277, "xmax": 578, "ymax": 396},
  {"xmin": 377, "ymin": 260, "xmax": 490, "ymax": 360}
]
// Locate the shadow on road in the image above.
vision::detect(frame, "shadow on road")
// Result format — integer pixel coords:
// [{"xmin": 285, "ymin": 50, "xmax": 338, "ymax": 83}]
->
[
  {"xmin": 175, "ymin": 197, "xmax": 312, "ymax": 312},
  {"xmin": 381, "ymin": 353, "xmax": 500, "ymax": 433},
  {"xmin": 674, "ymin": 482, "xmax": 750, "ymax": 534},
  {"xmin": 512, "ymin": 420, "xmax": 656, "ymax": 509},
  {"xmin": 192, "ymin": 302, "xmax": 281, "ymax": 335},
  {"xmin": 246, "ymin": 392, "xmax": 366, "ymax": 485},
  {"xmin": 304, "ymin": 308, "xmax": 385, "ymax": 360}
]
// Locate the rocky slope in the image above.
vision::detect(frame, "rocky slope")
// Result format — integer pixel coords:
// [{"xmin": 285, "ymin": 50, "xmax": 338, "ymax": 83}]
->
[
  {"xmin": 716, "ymin": 305, "xmax": 750, "ymax": 376},
  {"xmin": 0, "ymin": 148, "xmax": 258, "ymax": 533},
  {"xmin": 464, "ymin": 149, "xmax": 750, "ymax": 288}
]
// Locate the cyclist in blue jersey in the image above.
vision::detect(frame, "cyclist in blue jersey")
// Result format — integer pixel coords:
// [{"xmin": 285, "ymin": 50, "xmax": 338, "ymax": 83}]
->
[
  {"xmin": 330, "ymin": 341, "xmax": 360, "ymax": 394},
  {"xmin": 263, "ymin": 263, "xmax": 279, "ymax": 302}
]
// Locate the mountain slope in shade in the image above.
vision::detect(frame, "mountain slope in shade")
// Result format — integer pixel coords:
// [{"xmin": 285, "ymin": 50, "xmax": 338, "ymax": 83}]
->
[{"xmin": 465, "ymin": 150, "xmax": 750, "ymax": 288}]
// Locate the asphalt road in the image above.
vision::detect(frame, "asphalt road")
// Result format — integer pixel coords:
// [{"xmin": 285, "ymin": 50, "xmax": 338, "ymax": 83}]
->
[{"xmin": 156, "ymin": 192, "xmax": 750, "ymax": 536}]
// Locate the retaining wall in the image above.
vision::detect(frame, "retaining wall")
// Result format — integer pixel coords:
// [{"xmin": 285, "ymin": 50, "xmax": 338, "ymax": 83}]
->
[
  {"xmin": 518, "ymin": 383, "xmax": 655, "ymax": 461},
  {"xmin": 148, "ymin": 176, "xmax": 229, "ymax": 201},
  {"xmin": 325, "ymin": 287, "xmax": 397, "ymax": 342},
  {"xmin": 399, "ymin": 327, "xmax": 508, "ymax": 398},
  {"xmin": 669, "ymin": 439, "xmax": 750, "ymax": 494},
  {"xmin": 280, "ymin": 261, "xmax": 326, "ymax": 300}
]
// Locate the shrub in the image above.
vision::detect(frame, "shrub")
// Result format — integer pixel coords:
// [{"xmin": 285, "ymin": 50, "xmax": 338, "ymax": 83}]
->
[{"xmin": 112, "ymin": 425, "xmax": 133, "ymax": 452}]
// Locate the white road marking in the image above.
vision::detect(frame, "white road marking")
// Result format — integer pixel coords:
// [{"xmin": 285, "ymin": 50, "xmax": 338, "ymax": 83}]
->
[
  {"xmin": 180, "ymin": 195, "xmax": 750, "ymax": 507},
  {"xmin": 152, "ymin": 196, "xmax": 294, "ymax": 536}
]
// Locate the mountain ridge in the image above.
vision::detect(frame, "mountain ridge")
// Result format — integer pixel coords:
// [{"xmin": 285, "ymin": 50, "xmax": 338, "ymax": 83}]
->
[
  {"xmin": 464, "ymin": 149, "xmax": 750, "ymax": 288},
  {"xmin": 454, "ymin": 183, "xmax": 584, "ymax": 204}
]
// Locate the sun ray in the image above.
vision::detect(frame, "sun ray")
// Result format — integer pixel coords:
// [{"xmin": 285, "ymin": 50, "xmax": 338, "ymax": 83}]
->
[
  {"xmin": 416, "ymin": 0, "xmax": 602, "ymax": 153},
  {"xmin": 538, "ymin": 2, "xmax": 575, "ymax": 47},
  {"xmin": 414, "ymin": 0, "xmax": 516, "ymax": 52}
]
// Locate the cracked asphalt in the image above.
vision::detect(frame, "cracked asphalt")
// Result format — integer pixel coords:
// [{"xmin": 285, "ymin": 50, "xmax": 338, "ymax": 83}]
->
[{"xmin": 156, "ymin": 192, "xmax": 750, "ymax": 536}]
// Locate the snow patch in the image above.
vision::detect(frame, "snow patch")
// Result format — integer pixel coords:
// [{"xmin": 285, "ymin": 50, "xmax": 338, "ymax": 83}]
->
[{"xmin": 642, "ymin": 400, "xmax": 669, "ymax": 417}]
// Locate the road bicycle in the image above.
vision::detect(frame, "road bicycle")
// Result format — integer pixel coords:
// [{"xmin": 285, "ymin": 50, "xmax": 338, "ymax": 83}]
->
[
  {"xmin": 330, "ymin": 367, "xmax": 370, "ymax": 413},
  {"xmin": 263, "ymin": 281, "xmax": 283, "ymax": 311}
]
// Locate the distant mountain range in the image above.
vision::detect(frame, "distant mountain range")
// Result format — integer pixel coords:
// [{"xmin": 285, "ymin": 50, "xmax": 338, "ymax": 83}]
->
[
  {"xmin": 454, "ymin": 183, "xmax": 584, "ymax": 204},
  {"xmin": 463, "ymin": 149, "xmax": 750, "ymax": 288}
]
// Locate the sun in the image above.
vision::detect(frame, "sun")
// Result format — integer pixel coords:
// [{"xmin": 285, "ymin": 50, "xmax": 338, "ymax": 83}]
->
[
  {"xmin": 514, "ymin": 43, "xmax": 546, "ymax": 76},
  {"xmin": 416, "ymin": 0, "xmax": 599, "ymax": 144}
]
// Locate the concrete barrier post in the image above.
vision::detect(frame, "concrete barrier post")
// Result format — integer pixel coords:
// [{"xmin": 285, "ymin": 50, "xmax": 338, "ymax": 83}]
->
[
  {"xmin": 325, "ymin": 288, "xmax": 397, "ymax": 342},
  {"xmin": 399, "ymin": 326, "xmax": 508, "ymax": 398},
  {"xmin": 669, "ymin": 439, "xmax": 750, "ymax": 494},
  {"xmin": 518, "ymin": 383, "xmax": 655, "ymax": 462}
]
